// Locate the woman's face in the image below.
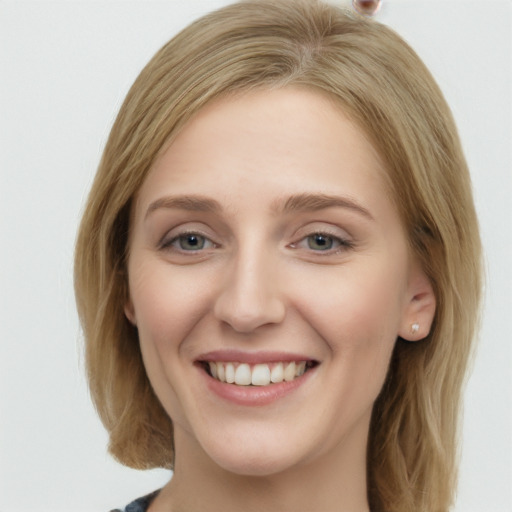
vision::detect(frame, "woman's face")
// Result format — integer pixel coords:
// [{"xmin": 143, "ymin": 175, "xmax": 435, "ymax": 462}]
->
[{"xmin": 125, "ymin": 88, "xmax": 433, "ymax": 476}]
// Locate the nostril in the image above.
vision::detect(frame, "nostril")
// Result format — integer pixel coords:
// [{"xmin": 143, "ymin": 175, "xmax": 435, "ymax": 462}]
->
[
  {"xmin": 212, "ymin": 267, "xmax": 286, "ymax": 332},
  {"xmin": 214, "ymin": 306, "xmax": 286, "ymax": 333}
]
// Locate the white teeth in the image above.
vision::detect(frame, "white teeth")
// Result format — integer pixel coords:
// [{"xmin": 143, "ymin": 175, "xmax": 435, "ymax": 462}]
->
[
  {"xmin": 217, "ymin": 362, "xmax": 226, "ymax": 383},
  {"xmin": 225, "ymin": 362, "xmax": 235, "ymax": 383},
  {"xmin": 234, "ymin": 363, "xmax": 252, "ymax": 386},
  {"xmin": 251, "ymin": 364, "xmax": 271, "ymax": 386},
  {"xmin": 270, "ymin": 362, "xmax": 284, "ymax": 383},
  {"xmin": 208, "ymin": 361, "xmax": 312, "ymax": 386},
  {"xmin": 296, "ymin": 361, "xmax": 306, "ymax": 377},
  {"xmin": 283, "ymin": 362, "xmax": 296, "ymax": 382},
  {"xmin": 209, "ymin": 362, "xmax": 217, "ymax": 379}
]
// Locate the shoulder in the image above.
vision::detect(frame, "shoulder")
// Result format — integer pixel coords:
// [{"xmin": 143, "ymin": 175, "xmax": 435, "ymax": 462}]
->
[{"xmin": 109, "ymin": 490, "xmax": 160, "ymax": 512}]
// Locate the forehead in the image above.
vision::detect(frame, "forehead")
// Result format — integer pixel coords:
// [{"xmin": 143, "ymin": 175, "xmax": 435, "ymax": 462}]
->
[
  {"xmin": 160, "ymin": 87, "xmax": 382, "ymax": 161},
  {"xmin": 136, "ymin": 87, "xmax": 394, "ymax": 219}
]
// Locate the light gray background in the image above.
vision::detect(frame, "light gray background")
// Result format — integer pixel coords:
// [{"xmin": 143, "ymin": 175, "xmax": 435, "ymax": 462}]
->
[{"xmin": 1, "ymin": 1, "xmax": 510, "ymax": 510}]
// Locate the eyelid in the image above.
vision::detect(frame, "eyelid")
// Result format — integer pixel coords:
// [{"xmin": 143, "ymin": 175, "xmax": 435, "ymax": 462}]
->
[
  {"xmin": 291, "ymin": 233, "xmax": 353, "ymax": 251},
  {"xmin": 172, "ymin": 233, "xmax": 215, "ymax": 251},
  {"xmin": 289, "ymin": 224, "xmax": 355, "ymax": 254},
  {"xmin": 159, "ymin": 225, "xmax": 218, "ymax": 251},
  {"xmin": 291, "ymin": 222, "xmax": 352, "ymax": 242}
]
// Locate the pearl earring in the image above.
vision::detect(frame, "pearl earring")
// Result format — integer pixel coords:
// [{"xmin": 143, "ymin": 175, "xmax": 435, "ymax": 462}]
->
[{"xmin": 411, "ymin": 323, "xmax": 420, "ymax": 334}]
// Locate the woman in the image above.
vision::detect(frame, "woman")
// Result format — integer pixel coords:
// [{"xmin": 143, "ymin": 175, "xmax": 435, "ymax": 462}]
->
[{"xmin": 74, "ymin": 1, "xmax": 482, "ymax": 511}]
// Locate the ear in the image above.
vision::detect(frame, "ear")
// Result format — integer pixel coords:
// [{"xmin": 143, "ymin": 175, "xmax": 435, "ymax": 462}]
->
[
  {"xmin": 124, "ymin": 298, "xmax": 137, "ymax": 326},
  {"xmin": 398, "ymin": 262, "xmax": 436, "ymax": 342}
]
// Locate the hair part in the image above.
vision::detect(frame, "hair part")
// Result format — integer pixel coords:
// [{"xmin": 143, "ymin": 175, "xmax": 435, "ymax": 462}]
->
[{"xmin": 74, "ymin": 1, "xmax": 482, "ymax": 510}]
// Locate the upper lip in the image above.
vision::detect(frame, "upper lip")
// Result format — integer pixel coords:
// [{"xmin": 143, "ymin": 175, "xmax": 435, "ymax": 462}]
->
[{"xmin": 196, "ymin": 350, "xmax": 317, "ymax": 365}]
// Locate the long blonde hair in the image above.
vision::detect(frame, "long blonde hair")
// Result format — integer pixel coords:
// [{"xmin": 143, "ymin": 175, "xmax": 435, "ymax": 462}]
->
[{"xmin": 74, "ymin": 1, "xmax": 482, "ymax": 510}]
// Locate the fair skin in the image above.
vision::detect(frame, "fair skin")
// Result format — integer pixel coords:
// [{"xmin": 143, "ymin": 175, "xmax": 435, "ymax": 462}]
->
[{"xmin": 125, "ymin": 87, "xmax": 436, "ymax": 512}]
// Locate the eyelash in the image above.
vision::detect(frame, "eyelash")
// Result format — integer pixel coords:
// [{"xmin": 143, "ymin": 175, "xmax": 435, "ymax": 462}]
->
[
  {"xmin": 290, "ymin": 232, "xmax": 354, "ymax": 255},
  {"xmin": 160, "ymin": 230, "xmax": 353, "ymax": 255},
  {"xmin": 160, "ymin": 231, "xmax": 217, "ymax": 253}
]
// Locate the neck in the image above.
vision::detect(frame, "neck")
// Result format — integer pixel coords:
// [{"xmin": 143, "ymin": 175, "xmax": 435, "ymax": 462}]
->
[{"xmin": 152, "ymin": 421, "xmax": 371, "ymax": 512}]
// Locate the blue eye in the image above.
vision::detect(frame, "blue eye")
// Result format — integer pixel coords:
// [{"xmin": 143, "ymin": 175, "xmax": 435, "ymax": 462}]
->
[
  {"xmin": 166, "ymin": 233, "xmax": 214, "ymax": 252},
  {"xmin": 178, "ymin": 234, "xmax": 206, "ymax": 250},
  {"xmin": 307, "ymin": 234, "xmax": 336, "ymax": 251},
  {"xmin": 291, "ymin": 231, "xmax": 353, "ymax": 254}
]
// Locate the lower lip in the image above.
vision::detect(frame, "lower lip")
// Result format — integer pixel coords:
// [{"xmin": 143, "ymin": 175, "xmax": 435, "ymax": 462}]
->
[{"xmin": 201, "ymin": 367, "xmax": 316, "ymax": 406}]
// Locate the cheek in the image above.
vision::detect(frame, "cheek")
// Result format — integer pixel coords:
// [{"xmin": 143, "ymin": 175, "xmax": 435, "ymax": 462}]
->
[
  {"xmin": 289, "ymin": 258, "xmax": 406, "ymax": 404},
  {"xmin": 128, "ymin": 261, "xmax": 215, "ymax": 426},
  {"xmin": 129, "ymin": 260, "xmax": 212, "ymax": 349},
  {"xmin": 294, "ymin": 262, "xmax": 406, "ymax": 346}
]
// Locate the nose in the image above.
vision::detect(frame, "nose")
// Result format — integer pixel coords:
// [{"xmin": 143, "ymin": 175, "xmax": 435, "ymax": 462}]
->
[{"xmin": 213, "ymin": 247, "xmax": 286, "ymax": 333}]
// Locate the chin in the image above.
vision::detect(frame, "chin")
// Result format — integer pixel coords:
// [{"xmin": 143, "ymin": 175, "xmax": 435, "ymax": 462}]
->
[
  {"xmin": 203, "ymin": 435, "xmax": 306, "ymax": 477},
  {"xmin": 213, "ymin": 454, "xmax": 299, "ymax": 477}
]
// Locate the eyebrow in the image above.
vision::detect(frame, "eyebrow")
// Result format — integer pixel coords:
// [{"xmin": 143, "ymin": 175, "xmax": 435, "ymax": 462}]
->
[
  {"xmin": 276, "ymin": 193, "xmax": 374, "ymax": 220},
  {"xmin": 145, "ymin": 192, "xmax": 374, "ymax": 221},
  {"xmin": 145, "ymin": 195, "xmax": 222, "ymax": 219}
]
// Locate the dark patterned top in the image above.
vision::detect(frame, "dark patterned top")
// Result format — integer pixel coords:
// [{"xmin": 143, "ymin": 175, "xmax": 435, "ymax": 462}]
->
[{"xmin": 110, "ymin": 490, "xmax": 160, "ymax": 512}]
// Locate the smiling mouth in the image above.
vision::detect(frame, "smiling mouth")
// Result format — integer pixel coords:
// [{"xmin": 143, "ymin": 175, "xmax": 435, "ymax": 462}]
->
[{"xmin": 200, "ymin": 360, "xmax": 318, "ymax": 386}]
